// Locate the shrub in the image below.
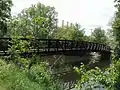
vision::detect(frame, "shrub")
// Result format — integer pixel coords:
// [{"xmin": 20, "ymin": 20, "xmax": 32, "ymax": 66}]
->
[
  {"xmin": 28, "ymin": 62, "xmax": 62, "ymax": 90},
  {"xmin": 0, "ymin": 59, "xmax": 62, "ymax": 90},
  {"xmin": 75, "ymin": 60, "xmax": 120, "ymax": 90}
]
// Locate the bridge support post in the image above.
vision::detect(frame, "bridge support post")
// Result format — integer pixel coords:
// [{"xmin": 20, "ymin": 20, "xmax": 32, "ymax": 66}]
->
[{"xmin": 100, "ymin": 52, "xmax": 112, "ymax": 67}]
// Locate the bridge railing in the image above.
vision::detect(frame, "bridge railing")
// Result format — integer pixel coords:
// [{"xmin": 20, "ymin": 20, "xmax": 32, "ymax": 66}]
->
[{"xmin": 0, "ymin": 38, "xmax": 111, "ymax": 55}]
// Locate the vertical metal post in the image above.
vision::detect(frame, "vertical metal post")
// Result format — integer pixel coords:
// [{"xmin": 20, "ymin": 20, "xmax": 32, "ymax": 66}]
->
[
  {"xmin": 48, "ymin": 39, "xmax": 50, "ymax": 52},
  {"xmin": 65, "ymin": 40, "xmax": 66, "ymax": 50}
]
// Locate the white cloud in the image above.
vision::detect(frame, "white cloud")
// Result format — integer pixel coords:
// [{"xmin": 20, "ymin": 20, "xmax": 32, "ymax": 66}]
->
[{"xmin": 11, "ymin": 0, "xmax": 116, "ymax": 34}]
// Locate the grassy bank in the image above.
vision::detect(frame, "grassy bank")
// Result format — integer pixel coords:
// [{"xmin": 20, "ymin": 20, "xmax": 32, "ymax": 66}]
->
[{"xmin": 0, "ymin": 59, "xmax": 62, "ymax": 90}]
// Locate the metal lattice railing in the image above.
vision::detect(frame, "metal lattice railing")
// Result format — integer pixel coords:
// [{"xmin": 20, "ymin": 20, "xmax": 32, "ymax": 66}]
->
[{"xmin": 0, "ymin": 38, "xmax": 111, "ymax": 56}]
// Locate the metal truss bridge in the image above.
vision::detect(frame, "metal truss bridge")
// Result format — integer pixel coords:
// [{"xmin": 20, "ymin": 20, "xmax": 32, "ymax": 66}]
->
[{"xmin": 0, "ymin": 38, "xmax": 111, "ymax": 56}]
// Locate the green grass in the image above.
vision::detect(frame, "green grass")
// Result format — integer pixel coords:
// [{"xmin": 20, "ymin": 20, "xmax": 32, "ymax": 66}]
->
[
  {"xmin": 0, "ymin": 86, "xmax": 6, "ymax": 90},
  {"xmin": 0, "ymin": 59, "xmax": 62, "ymax": 90}
]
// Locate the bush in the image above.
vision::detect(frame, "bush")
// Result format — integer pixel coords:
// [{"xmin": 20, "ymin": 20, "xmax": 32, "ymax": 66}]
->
[
  {"xmin": 0, "ymin": 59, "xmax": 62, "ymax": 90},
  {"xmin": 28, "ymin": 62, "xmax": 62, "ymax": 90},
  {"xmin": 75, "ymin": 60, "xmax": 120, "ymax": 90}
]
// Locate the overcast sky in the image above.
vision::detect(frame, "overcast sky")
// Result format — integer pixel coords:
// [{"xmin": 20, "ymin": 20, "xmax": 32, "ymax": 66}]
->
[{"xmin": 11, "ymin": 0, "xmax": 116, "ymax": 34}]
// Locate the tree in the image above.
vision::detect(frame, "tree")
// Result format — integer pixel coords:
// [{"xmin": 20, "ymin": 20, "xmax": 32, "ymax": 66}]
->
[
  {"xmin": 90, "ymin": 27, "xmax": 107, "ymax": 44},
  {"xmin": 106, "ymin": 29, "xmax": 117, "ymax": 49},
  {"xmin": 0, "ymin": 0, "xmax": 12, "ymax": 37},
  {"xmin": 52, "ymin": 23, "xmax": 86, "ymax": 41},
  {"xmin": 112, "ymin": 0, "xmax": 120, "ymax": 58},
  {"xmin": 112, "ymin": 0, "xmax": 120, "ymax": 45},
  {"xmin": 9, "ymin": 2, "xmax": 58, "ymax": 38}
]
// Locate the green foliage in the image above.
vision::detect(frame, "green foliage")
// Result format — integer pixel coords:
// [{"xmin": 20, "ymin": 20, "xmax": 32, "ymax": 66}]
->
[
  {"xmin": 9, "ymin": 2, "xmax": 58, "ymax": 38},
  {"xmin": 3, "ymin": 30, "xmax": 62, "ymax": 90},
  {"xmin": 52, "ymin": 23, "xmax": 85, "ymax": 41},
  {"xmin": 1, "ymin": 1, "xmax": 118, "ymax": 90},
  {"xmin": 106, "ymin": 29, "xmax": 117, "ymax": 50},
  {"xmin": 75, "ymin": 65, "xmax": 104, "ymax": 90},
  {"xmin": 112, "ymin": 17, "xmax": 120, "ymax": 46},
  {"xmin": 0, "ymin": 0, "xmax": 12, "ymax": 37},
  {"xmin": 112, "ymin": 0, "xmax": 120, "ymax": 57},
  {"xmin": 8, "ymin": 36, "xmax": 31, "ymax": 68},
  {"xmin": 90, "ymin": 27, "xmax": 107, "ymax": 44},
  {"xmin": 28, "ymin": 63, "xmax": 62, "ymax": 90},
  {"xmin": 75, "ymin": 60, "xmax": 120, "ymax": 90},
  {"xmin": 0, "ymin": 59, "xmax": 62, "ymax": 90},
  {"xmin": 0, "ymin": 60, "xmax": 40, "ymax": 90}
]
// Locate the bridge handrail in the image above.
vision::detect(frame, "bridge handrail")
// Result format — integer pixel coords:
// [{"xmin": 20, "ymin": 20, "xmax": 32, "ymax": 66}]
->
[{"xmin": 0, "ymin": 37, "xmax": 111, "ymax": 51}]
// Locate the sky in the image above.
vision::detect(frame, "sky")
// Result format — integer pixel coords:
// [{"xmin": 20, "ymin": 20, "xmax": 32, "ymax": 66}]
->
[{"xmin": 11, "ymin": 0, "xmax": 116, "ymax": 34}]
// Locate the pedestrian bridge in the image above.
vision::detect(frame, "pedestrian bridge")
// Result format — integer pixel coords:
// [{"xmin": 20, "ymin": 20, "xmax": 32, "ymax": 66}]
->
[{"xmin": 0, "ymin": 38, "xmax": 111, "ymax": 56}]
